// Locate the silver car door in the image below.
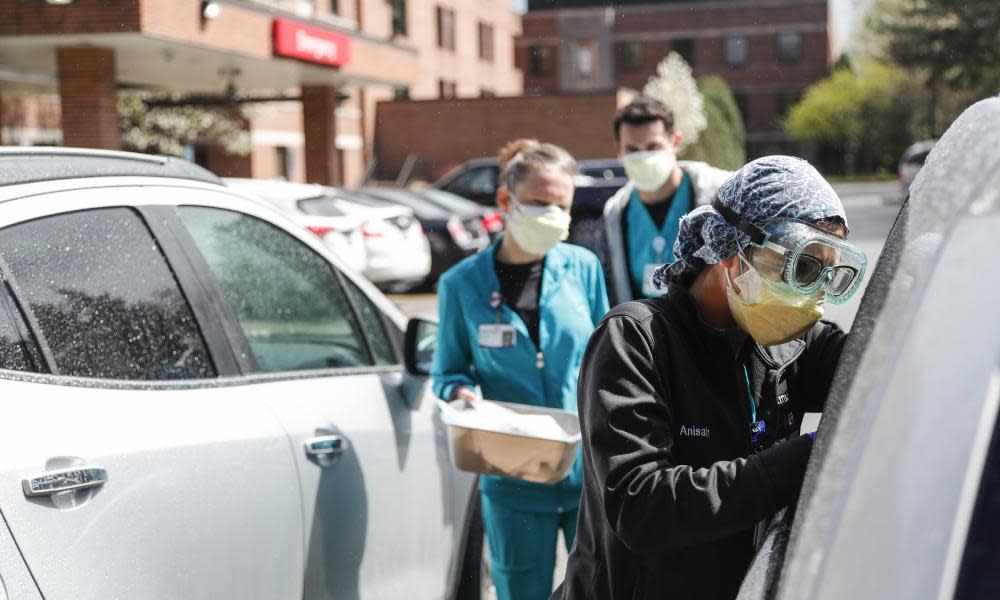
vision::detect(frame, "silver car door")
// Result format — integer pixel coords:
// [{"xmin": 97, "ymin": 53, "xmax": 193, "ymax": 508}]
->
[
  {"xmin": 175, "ymin": 204, "xmax": 461, "ymax": 599},
  {"xmin": 0, "ymin": 198, "xmax": 304, "ymax": 600}
]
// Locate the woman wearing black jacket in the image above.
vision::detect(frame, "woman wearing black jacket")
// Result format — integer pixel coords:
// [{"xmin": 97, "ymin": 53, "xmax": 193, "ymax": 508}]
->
[{"xmin": 555, "ymin": 156, "xmax": 868, "ymax": 600}]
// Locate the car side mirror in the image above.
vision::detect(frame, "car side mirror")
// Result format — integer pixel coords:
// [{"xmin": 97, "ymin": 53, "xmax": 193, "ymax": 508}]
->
[{"xmin": 404, "ymin": 318, "xmax": 438, "ymax": 376}]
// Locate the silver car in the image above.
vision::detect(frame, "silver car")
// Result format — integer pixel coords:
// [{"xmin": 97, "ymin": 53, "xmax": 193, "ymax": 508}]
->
[
  {"xmin": 225, "ymin": 178, "xmax": 433, "ymax": 287},
  {"xmin": 0, "ymin": 148, "xmax": 479, "ymax": 600},
  {"xmin": 738, "ymin": 99, "xmax": 1000, "ymax": 599}
]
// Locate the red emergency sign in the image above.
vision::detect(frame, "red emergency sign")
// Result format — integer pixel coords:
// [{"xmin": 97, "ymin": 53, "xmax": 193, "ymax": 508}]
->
[{"xmin": 272, "ymin": 18, "xmax": 351, "ymax": 68}]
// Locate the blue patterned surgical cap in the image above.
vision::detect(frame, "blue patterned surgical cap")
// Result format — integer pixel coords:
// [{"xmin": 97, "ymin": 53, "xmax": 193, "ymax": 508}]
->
[{"xmin": 651, "ymin": 155, "xmax": 849, "ymax": 288}]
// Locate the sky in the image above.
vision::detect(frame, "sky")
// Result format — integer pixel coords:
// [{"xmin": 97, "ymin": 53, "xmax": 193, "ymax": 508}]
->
[{"xmin": 508, "ymin": 0, "xmax": 868, "ymax": 57}]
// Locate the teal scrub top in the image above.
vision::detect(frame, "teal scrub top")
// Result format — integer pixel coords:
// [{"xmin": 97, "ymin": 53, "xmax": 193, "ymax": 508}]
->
[
  {"xmin": 432, "ymin": 237, "xmax": 610, "ymax": 513},
  {"xmin": 627, "ymin": 172, "xmax": 692, "ymax": 298}
]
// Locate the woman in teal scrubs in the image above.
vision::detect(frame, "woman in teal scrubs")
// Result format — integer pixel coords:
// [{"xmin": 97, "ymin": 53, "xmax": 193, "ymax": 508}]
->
[{"xmin": 432, "ymin": 139, "xmax": 609, "ymax": 600}]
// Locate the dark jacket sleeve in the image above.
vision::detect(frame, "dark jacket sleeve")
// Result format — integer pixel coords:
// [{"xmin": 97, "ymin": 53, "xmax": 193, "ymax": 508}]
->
[
  {"xmin": 797, "ymin": 320, "xmax": 848, "ymax": 413},
  {"xmin": 579, "ymin": 314, "xmax": 814, "ymax": 554}
]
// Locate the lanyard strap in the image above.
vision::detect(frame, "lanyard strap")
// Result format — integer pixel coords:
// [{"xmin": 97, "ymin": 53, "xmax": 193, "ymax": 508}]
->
[{"xmin": 742, "ymin": 363, "xmax": 757, "ymax": 423}]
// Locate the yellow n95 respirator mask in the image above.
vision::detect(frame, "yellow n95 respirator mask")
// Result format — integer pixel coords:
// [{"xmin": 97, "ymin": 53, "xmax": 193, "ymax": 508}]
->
[
  {"xmin": 725, "ymin": 253, "xmax": 825, "ymax": 346},
  {"xmin": 506, "ymin": 196, "xmax": 571, "ymax": 256}
]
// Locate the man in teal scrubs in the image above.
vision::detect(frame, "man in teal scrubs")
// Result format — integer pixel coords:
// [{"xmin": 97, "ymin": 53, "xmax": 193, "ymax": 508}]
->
[{"xmin": 603, "ymin": 95, "xmax": 733, "ymax": 305}]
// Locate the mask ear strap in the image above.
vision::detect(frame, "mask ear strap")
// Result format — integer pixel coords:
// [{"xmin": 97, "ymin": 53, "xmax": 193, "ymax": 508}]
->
[{"xmin": 713, "ymin": 199, "xmax": 768, "ymax": 246}]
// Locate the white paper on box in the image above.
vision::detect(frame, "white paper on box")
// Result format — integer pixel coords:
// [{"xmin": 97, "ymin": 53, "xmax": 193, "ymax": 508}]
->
[{"xmin": 438, "ymin": 399, "xmax": 579, "ymax": 442}]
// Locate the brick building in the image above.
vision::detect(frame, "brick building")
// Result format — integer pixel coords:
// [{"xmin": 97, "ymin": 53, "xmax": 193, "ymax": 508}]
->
[
  {"xmin": 0, "ymin": 0, "xmax": 521, "ymax": 185},
  {"xmin": 515, "ymin": 0, "xmax": 832, "ymax": 158}
]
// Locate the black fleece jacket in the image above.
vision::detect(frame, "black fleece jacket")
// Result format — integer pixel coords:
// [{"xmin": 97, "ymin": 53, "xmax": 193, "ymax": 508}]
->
[{"xmin": 555, "ymin": 283, "xmax": 846, "ymax": 600}]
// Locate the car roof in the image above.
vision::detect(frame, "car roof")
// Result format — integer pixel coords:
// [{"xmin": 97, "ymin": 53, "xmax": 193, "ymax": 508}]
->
[
  {"xmin": 359, "ymin": 187, "xmax": 450, "ymax": 219},
  {"xmin": 223, "ymin": 177, "xmax": 327, "ymax": 201},
  {"xmin": 415, "ymin": 188, "xmax": 486, "ymax": 216},
  {"xmin": 902, "ymin": 139, "xmax": 937, "ymax": 159},
  {"xmin": 0, "ymin": 147, "xmax": 222, "ymax": 187}
]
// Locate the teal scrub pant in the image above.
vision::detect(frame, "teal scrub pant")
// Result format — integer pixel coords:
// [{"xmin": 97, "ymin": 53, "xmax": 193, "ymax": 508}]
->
[{"xmin": 481, "ymin": 494, "xmax": 578, "ymax": 600}]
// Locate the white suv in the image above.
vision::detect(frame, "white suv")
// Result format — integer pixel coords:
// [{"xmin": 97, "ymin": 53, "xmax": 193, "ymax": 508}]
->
[{"xmin": 0, "ymin": 148, "xmax": 479, "ymax": 600}]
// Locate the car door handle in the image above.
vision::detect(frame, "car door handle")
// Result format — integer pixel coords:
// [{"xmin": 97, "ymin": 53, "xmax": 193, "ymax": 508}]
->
[
  {"xmin": 304, "ymin": 435, "xmax": 348, "ymax": 457},
  {"xmin": 22, "ymin": 467, "xmax": 108, "ymax": 498}
]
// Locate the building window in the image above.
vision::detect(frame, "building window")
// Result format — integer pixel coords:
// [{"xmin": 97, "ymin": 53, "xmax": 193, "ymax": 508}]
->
[
  {"xmin": 438, "ymin": 79, "xmax": 457, "ymax": 99},
  {"xmin": 479, "ymin": 22, "xmax": 494, "ymax": 61},
  {"xmin": 575, "ymin": 39, "xmax": 597, "ymax": 81},
  {"xmin": 673, "ymin": 38, "xmax": 695, "ymax": 66},
  {"xmin": 775, "ymin": 89, "xmax": 804, "ymax": 120},
  {"xmin": 276, "ymin": 146, "xmax": 293, "ymax": 179},
  {"xmin": 724, "ymin": 34, "xmax": 749, "ymax": 67},
  {"xmin": 393, "ymin": 86, "xmax": 410, "ymax": 100},
  {"xmin": 390, "ymin": 0, "xmax": 407, "ymax": 36},
  {"xmin": 437, "ymin": 5, "xmax": 456, "ymax": 51},
  {"xmin": 617, "ymin": 41, "xmax": 644, "ymax": 72},
  {"xmin": 529, "ymin": 45, "xmax": 554, "ymax": 76},
  {"xmin": 776, "ymin": 31, "xmax": 803, "ymax": 65}
]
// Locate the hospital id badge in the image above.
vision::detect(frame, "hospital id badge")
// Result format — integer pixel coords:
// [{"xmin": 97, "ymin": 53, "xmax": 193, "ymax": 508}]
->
[
  {"xmin": 478, "ymin": 324, "xmax": 517, "ymax": 348},
  {"xmin": 642, "ymin": 264, "xmax": 666, "ymax": 297}
]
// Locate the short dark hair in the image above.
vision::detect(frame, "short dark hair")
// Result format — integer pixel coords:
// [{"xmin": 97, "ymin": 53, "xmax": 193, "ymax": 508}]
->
[{"xmin": 613, "ymin": 95, "xmax": 675, "ymax": 141}]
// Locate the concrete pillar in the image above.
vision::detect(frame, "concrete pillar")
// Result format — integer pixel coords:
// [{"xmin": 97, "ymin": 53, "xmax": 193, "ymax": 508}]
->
[
  {"xmin": 56, "ymin": 46, "xmax": 119, "ymax": 150},
  {"xmin": 301, "ymin": 85, "xmax": 342, "ymax": 186}
]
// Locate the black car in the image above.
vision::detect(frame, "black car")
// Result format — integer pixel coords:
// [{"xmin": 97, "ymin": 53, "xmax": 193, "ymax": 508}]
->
[
  {"xmin": 357, "ymin": 187, "xmax": 489, "ymax": 285},
  {"xmin": 433, "ymin": 158, "xmax": 500, "ymax": 207}
]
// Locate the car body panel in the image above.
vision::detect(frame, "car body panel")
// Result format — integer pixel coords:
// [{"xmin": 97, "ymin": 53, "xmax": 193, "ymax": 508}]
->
[
  {"xmin": 749, "ymin": 99, "xmax": 1000, "ymax": 600},
  {"xmin": 0, "ymin": 378, "xmax": 305, "ymax": 600},
  {"xmin": 0, "ymin": 176, "xmax": 477, "ymax": 600}
]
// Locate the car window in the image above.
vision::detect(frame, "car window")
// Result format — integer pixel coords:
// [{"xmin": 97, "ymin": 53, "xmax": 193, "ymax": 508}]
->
[
  {"xmin": 953, "ymin": 394, "xmax": 1000, "ymax": 599},
  {"xmin": 342, "ymin": 277, "xmax": 398, "ymax": 366},
  {"xmin": 0, "ymin": 282, "xmax": 40, "ymax": 372},
  {"xmin": 444, "ymin": 166, "xmax": 497, "ymax": 198},
  {"xmin": 0, "ymin": 208, "xmax": 215, "ymax": 380},
  {"xmin": 297, "ymin": 196, "xmax": 347, "ymax": 217},
  {"xmin": 178, "ymin": 206, "xmax": 371, "ymax": 372}
]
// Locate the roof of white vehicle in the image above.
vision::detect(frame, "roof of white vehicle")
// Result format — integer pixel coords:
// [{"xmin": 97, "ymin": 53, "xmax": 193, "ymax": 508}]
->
[
  {"xmin": 0, "ymin": 147, "xmax": 222, "ymax": 187},
  {"xmin": 223, "ymin": 178, "xmax": 328, "ymax": 201}
]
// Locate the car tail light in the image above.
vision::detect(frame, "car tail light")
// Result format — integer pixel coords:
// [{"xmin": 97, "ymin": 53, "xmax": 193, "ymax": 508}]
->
[
  {"xmin": 482, "ymin": 211, "xmax": 504, "ymax": 234},
  {"xmin": 447, "ymin": 216, "xmax": 471, "ymax": 245},
  {"xmin": 361, "ymin": 220, "xmax": 385, "ymax": 238},
  {"xmin": 307, "ymin": 225, "xmax": 335, "ymax": 237}
]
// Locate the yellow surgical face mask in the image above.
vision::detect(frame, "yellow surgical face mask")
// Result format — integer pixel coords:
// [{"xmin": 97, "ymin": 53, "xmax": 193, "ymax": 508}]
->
[{"xmin": 725, "ymin": 254, "xmax": 825, "ymax": 346}]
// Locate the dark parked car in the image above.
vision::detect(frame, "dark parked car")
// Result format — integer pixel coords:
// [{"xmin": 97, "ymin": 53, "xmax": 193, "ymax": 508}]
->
[
  {"xmin": 357, "ymin": 187, "xmax": 489, "ymax": 285},
  {"xmin": 415, "ymin": 187, "xmax": 505, "ymax": 238},
  {"xmin": 435, "ymin": 157, "xmax": 626, "ymax": 212},
  {"xmin": 433, "ymin": 158, "xmax": 500, "ymax": 207}
]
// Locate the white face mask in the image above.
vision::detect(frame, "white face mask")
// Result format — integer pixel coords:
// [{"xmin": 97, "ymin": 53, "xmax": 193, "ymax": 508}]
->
[
  {"xmin": 505, "ymin": 197, "xmax": 571, "ymax": 256},
  {"xmin": 622, "ymin": 149, "xmax": 677, "ymax": 192}
]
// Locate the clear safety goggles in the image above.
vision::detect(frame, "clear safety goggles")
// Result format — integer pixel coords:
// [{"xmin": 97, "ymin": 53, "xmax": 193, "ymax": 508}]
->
[{"xmin": 714, "ymin": 200, "xmax": 867, "ymax": 304}]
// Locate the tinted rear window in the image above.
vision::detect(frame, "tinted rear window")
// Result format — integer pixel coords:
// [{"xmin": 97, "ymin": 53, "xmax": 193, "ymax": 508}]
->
[
  {"xmin": 298, "ymin": 197, "xmax": 347, "ymax": 217},
  {"xmin": 0, "ymin": 208, "xmax": 215, "ymax": 380}
]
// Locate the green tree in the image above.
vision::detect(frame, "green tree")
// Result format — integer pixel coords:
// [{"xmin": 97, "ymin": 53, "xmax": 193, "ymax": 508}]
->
[
  {"xmin": 681, "ymin": 76, "xmax": 746, "ymax": 170},
  {"xmin": 870, "ymin": 0, "xmax": 1000, "ymax": 134},
  {"xmin": 785, "ymin": 61, "xmax": 917, "ymax": 175}
]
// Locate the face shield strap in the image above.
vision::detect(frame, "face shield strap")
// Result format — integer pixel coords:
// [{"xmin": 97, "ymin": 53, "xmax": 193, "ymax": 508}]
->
[{"xmin": 712, "ymin": 198, "xmax": 768, "ymax": 246}]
